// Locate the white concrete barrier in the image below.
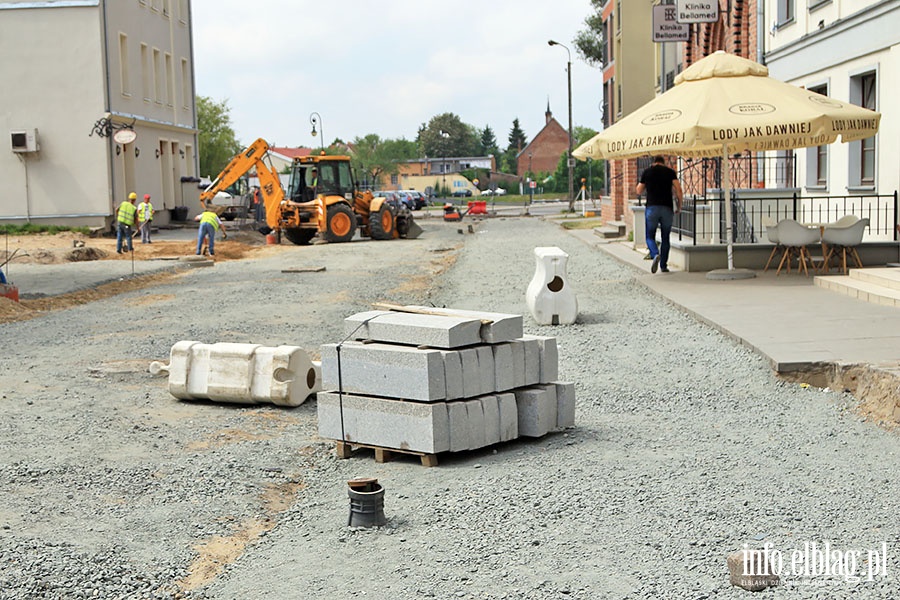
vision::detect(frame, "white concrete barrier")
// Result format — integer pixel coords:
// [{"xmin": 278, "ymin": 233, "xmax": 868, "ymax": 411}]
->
[
  {"xmin": 149, "ymin": 341, "xmax": 320, "ymax": 407},
  {"xmin": 525, "ymin": 246, "xmax": 578, "ymax": 325}
]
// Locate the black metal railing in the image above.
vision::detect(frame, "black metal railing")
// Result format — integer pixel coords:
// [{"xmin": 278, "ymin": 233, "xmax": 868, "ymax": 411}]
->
[
  {"xmin": 679, "ymin": 153, "xmax": 797, "ymax": 196},
  {"xmin": 674, "ymin": 191, "xmax": 899, "ymax": 245}
]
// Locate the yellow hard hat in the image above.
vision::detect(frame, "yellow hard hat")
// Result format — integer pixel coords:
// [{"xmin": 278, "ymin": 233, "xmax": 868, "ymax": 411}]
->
[{"xmin": 128, "ymin": 192, "xmax": 137, "ymax": 200}]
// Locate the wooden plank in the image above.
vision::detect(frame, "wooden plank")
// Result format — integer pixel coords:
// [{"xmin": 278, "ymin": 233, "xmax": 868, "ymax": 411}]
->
[
  {"xmin": 335, "ymin": 441, "xmax": 352, "ymax": 459},
  {"xmin": 331, "ymin": 440, "xmax": 438, "ymax": 467},
  {"xmin": 281, "ymin": 266, "xmax": 326, "ymax": 273},
  {"xmin": 371, "ymin": 302, "xmax": 493, "ymax": 324}
]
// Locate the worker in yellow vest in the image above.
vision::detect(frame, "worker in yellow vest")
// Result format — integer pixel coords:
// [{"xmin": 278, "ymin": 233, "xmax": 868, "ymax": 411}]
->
[
  {"xmin": 137, "ymin": 193, "xmax": 155, "ymax": 244},
  {"xmin": 196, "ymin": 205, "xmax": 227, "ymax": 256},
  {"xmin": 116, "ymin": 192, "xmax": 138, "ymax": 254}
]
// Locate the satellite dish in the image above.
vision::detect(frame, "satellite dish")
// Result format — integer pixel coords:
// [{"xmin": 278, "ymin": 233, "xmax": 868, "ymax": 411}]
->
[{"xmin": 113, "ymin": 129, "xmax": 137, "ymax": 144}]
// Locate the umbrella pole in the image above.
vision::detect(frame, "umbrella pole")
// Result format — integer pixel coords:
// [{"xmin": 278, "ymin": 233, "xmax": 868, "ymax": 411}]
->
[
  {"xmin": 706, "ymin": 146, "xmax": 754, "ymax": 280},
  {"xmin": 723, "ymin": 144, "xmax": 734, "ymax": 271}
]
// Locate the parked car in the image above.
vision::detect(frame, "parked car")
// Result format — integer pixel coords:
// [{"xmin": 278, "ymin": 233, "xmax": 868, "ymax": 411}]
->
[
  {"xmin": 480, "ymin": 189, "xmax": 494, "ymax": 196},
  {"xmin": 452, "ymin": 189, "xmax": 473, "ymax": 198},
  {"xmin": 494, "ymin": 188, "xmax": 507, "ymax": 196},
  {"xmin": 394, "ymin": 191, "xmax": 416, "ymax": 210},
  {"xmin": 403, "ymin": 190, "xmax": 426, "ymax": 210}
]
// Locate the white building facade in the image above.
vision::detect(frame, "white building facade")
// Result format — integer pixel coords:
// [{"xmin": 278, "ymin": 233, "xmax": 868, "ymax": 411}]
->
[
  {"xmin": 764, "ymin": 0, "xmax": 899, "ymax": 237},
  {"xmin": 0, "ymin": 0, "xmax": 197, "ymax": 228}
]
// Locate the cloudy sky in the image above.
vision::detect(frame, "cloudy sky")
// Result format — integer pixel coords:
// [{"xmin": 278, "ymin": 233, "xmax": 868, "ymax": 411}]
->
[{"xmin": 191, "ymin": 0, "xmax": 602, "ymax": 149}]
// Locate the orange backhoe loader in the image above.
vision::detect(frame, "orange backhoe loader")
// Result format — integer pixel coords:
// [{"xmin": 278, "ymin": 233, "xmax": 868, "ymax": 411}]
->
[{"xmin": 200, "ymin": 138, "xmax": 420, "ymax": 245}]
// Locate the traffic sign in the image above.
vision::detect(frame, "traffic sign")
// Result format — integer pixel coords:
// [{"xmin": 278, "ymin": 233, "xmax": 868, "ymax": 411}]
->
[
  {"xmin": 675, "ymin": 0, "xmax": 719, "ymax": 23},
  {"xmin": 529, "ymin": 181, "xmax": 537, "ymax": 189},
  {"xmin": 652, "ymin": 5, "xmax": 690, "ymax": 42}
]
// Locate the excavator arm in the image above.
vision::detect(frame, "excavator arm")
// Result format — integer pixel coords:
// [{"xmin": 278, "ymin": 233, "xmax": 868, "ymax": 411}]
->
[{"xmin": 200, "ymin": 138, "xmax": 285, "ymax": 230}]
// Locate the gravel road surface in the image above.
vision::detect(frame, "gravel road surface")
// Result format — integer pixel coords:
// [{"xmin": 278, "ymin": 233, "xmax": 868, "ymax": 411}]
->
[{"xmin": 1, "ymin": 216, "xmax": 898, "ymax": 599}]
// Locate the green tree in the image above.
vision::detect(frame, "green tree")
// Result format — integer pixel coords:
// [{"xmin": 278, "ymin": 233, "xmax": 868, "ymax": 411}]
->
[
  {"xmin": 350, "ymin": 134, "xmax": 420, "ymax": 189},
  {"xmin": 574, "ymin": 0, "xmax": 605, "ymax": 68},
  {"xmin": 417, "ymin": 113, "xmax": 478, "ymax": 158},
  {"xmin": 502, "ymin": 118, "xmax": 528, "ymax": 173},
  {"xmin": 551, "ymin": 126, "xmax": 602, "ymax": 196},
  {"xmin": 478, "ymin": 125, "xmax": 500, "ymax": 159},
  {"xmin": 196, "ymin": 96, "xmax": 242, "ymax": 177}
]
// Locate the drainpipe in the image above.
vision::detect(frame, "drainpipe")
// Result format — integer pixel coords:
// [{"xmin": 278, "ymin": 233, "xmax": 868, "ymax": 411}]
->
[
  {"xmin": 101, "ymin": 0, "xmax": 116, "ymax": 224},
  {"xmin": 757, "ymin": 0, "xmax": 765, "ymax": 64}
]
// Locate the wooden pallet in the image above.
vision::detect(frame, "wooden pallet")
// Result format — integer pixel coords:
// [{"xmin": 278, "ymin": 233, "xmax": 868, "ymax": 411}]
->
[{"xmin": 335, "ymin": 441, "xmax": 438, "ymax": 467}]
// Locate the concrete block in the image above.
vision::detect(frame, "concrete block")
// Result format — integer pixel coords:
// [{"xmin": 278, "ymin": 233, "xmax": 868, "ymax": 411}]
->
[
  {"xmin": 525, "ymin": 247, "xmax": 578, "ymax": 325},
  {"xmin": 475, "ymin": 346, "xmax": 495, "ymax": 395},
  {"xmin": 316, "ymin": 392, "xmax": 450, "ymax": 454},
  {"xmin": 522, "ymin": 334, "xmax": 559, "ymax": 383},
  {"xmin": 466, "ymin": 399, "xmax": 486, "ymax": 450},
  {"xmin": 344, "ymin": 310, "xmax": 482, "ymax": 349},
  {"xmin": 459, "ymin": 348, "xmax": 481, "ymax": 399},
  {"xmin": 150, "ymin": 341, "xmax": 318, "ymax": 407},
  {"xmin": 553, "ymin": 381, "xmax": 576, "ymax": 429},
  {"xmin": 497, "ymin": 393, "xmax": 519, "ymax": 442},
  {"xmin": 440, "ymin": 350, "xmax": 464, "ymax": 400},
  {"xmin": 405, "ymin": 305, "xmax": 523, "ymax": 343},
  {"xmin": 320, "ymin": 342, "xmax": 446, "ymax": 402},
  {"xmin": 481, "ymin": 395, "xmax": 501, "ymax": 446},
  {"xmin": 491, "ymin": 343, "xmax": 515, "ymax": 392},
  {"xmin": 448, "ymin": 401, "xmax": 469, "ymax": 452},
  {"xmin": 520, "ymin": 337, "xmax": 540, "ymax": 386},
  {"xmin": 514, "ymin": 385, "xmax": 557, "ymax": 438},
  {"xmin": 509, "ymin": 340, "xmax": 526, "ymax": 388}
]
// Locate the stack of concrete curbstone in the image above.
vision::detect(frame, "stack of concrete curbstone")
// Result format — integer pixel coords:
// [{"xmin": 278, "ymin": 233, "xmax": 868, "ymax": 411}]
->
[{"xmin": 317, "ymin": 307, "xmax": 576, "ymax": 455}]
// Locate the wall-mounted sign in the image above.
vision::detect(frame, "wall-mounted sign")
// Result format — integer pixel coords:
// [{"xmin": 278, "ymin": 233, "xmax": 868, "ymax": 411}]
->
[
  {"xmin": 675, "ymin": 1, "xmax": 719, "ymax": 23},
  {"xmin": 652, "ymin": 5, "xmax": 690, "ymax": 42},
  {"xmin": 113, "ymin": 129, "xmax": 137, "ymax": 144}
]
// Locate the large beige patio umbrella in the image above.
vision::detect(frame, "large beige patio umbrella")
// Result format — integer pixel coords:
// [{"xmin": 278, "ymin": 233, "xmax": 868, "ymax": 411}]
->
[{"xmin": 574, "ymin": 51, "xmax": 881, "ymax": 278}]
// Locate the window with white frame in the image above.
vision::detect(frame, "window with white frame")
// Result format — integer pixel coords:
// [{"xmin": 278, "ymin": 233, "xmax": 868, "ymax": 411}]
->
[
  {"xmin": 153, "ymin": 48, "xmax": 162, "ymax": 103},
  {"xmin": 777, "ymin": 0, "xmax": 794, "ymax": 24},
  {"xmin": 165, "ymin": 52, "xmax": 174, "ymax": 106},
  {"xmin": 118, "ymin": 33, "xmax": 130, "ymax": 96},
  {"xmin": 849, "ymin": 70, "xmax": 877, "ymax": 187},
  {"xmin": 806, "ymin": 84, "xmax": 828, "ymax": 187},
  {"xmin": 141, "ymin": 43, "xmax": 150, "ymax": 101}
]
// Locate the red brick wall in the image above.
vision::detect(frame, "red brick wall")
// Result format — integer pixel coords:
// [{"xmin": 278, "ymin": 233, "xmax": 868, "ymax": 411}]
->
[{"xmin": 517, "ymin": 118, "xmax": 571, "ymax": 176}]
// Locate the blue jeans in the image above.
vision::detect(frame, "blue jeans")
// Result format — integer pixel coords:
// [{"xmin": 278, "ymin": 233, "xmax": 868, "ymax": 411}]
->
[
  {"xmin": 116, "ymin": 222, "xmax": 133, "ymax": 253},
  {"xmin": 645, "ymin": 205, "xmax": 674, "ymax": 269},
  {"xmin": 197, "ymin": 222, "xmax": 216, "ymax": 255}
]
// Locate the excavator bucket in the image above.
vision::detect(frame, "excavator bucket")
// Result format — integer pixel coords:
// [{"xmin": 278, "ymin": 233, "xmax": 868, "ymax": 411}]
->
[{"xmin": 404, "ymin": 217, "xmax": 423, "ymax": 239}]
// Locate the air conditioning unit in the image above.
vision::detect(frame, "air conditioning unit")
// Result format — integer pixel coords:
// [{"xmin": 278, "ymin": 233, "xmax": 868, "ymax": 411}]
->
[{"xmin": 11, "ymin": 128, "xmax": 39, "ymax": 153}]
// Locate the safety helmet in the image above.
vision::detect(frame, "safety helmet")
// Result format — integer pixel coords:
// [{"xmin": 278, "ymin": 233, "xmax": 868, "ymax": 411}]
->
[
  {"xmin": 128, "ymin": 192, "xmax": 137, "ymax": 200},
  {"xmin": 144, "ymin": 194, "xmax": 151, "ymax": 200}
]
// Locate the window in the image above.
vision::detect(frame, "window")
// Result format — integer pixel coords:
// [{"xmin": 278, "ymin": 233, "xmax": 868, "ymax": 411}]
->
[
  {"xmin": 849, "ymin": 70, "xmax": 877, "ymax": 187},
  {"xmin": 141, "ymin": 43, "xmax": 150, "ymax": 101},
  {"xmin": 181, "ymin": 58, "xmax": 190, "ymax": 109},
  {"xmin": 806, "ymin": 85, "xmax": 828, "ymax": 187},
  {"xmin": 777, "ymin": 0, "xmax": 794, "ymax": 24},
  {"xmin": 165, "ymin": 52, "xmax": 174, "ymax": 106},
  {"xmin": 153, "ymin": 48, "xmax": 162, "ymax": 103},
  {"xmin": 178, "ymin": 0, "xmax": 187, "ymax": 23},
  {"xmin": 118, "ymin": 33, "xmax": 130, "ymax": 96}
]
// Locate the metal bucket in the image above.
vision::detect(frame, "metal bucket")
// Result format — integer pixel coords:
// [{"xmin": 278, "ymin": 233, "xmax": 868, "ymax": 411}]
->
[{"xmin": 347, "ymin": 478, "xmax": 386, "ymax": 528}]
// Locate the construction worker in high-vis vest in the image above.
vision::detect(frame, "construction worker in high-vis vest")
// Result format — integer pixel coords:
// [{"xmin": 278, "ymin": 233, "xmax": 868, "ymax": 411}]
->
[
  {"xmin": 116, "ymin": 192, "xmax": 138, "ymax": 254},
  {"xmin": 196, "ymin": 205, "xmax": 227, "ymax": 256}
]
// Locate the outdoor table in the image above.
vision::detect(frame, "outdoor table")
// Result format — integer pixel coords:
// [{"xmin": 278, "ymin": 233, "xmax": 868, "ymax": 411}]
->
[{"xmin": 801, "ymin": 222, "xmax": 830, "ymax": 273}]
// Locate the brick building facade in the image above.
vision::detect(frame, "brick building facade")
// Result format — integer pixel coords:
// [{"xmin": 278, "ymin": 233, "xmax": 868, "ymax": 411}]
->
[{"xmin": 516, "ymin": 106, "xmax": 571, "ymax": 177}]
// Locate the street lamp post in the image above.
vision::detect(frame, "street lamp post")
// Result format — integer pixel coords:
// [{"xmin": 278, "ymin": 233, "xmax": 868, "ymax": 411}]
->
[
  {"xmin": 439, "ymin": 130, "xmax": 450, "ymax": 197},
  {"xmin": 548, "ymin": 40, "xmax": 574, "ymax": 212},
  {"xmin": 309, "ymin": 112, "xmax": 324, "ymax": 152}
]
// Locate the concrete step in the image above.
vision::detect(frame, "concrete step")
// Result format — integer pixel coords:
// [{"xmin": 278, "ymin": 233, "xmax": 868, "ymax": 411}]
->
[
  {"xmin": 593, "ymin": 221, "xmax": 627, "ymax": 239},
  {"xmin": 815, "ymin": 270, "xmax": 900, "ymax": 308},
  {"xmin": 850, "ymin": 267, "xmax": 900, "ymax": 291}
]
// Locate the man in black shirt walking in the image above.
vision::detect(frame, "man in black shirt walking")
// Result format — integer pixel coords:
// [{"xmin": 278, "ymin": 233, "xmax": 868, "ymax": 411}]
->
[{"xmin": 636, "ymin": 156, "xmax": 684, "ymax": 273}]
